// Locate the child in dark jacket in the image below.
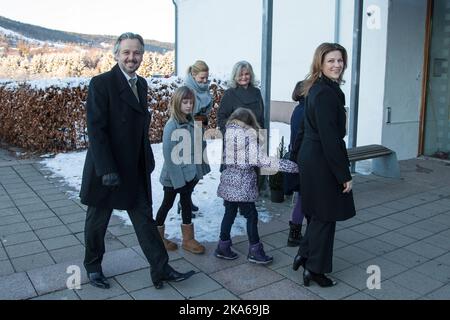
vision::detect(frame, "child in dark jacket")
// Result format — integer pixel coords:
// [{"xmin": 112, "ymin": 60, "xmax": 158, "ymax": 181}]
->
[
  {"xmin": 215, "ymin": 108, "xmax": 298, "ymax": 264},
  {"xmin": 286, "ymin": 81, "xmax": 306, "ymax": 246}
]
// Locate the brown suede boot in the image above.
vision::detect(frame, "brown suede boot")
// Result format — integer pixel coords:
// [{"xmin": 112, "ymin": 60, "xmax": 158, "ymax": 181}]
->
[
  {"xmin": 181, "ymin": 223, "xmax": 205, "ymax": 254},
  {"xmin": 157, "ymin": 225, "xmax": 178, "ymax": 251}
]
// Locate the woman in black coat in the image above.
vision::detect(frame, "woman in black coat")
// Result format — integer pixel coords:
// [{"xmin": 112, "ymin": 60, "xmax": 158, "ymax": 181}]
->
[
  {"xmin": 217, "ymin": 61, "xmax": 265, "ymax": 132},
  {"xmin": 292, "ymin": 43, "xmax": 356, "ymax": 287}
]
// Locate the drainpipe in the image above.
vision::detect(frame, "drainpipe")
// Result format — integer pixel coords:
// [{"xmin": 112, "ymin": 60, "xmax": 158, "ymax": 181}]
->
[
  {"xmin": 172, "ymin": 0, "xmax": 178, "ymax": 75},
  {"xmin": 261, "ymin": 0, "xmax": 273, "ymax": 152},
  {"xmin": 348, "ymin": 0, "xmax": 363, "ymax": 172},
  {"xmin": 335, "ymin": 0, "xmax": 341, "ymax": 43}
]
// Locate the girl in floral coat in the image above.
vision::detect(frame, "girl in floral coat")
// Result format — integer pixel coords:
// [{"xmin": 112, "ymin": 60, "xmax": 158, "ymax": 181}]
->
[{"xmin": 215, "ymin": 108, "xmax": 298, "ymax": 264}]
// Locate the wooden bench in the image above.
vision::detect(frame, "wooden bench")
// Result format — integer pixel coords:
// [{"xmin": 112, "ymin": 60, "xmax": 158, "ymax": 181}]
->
[{"xmin": 347, "ymin": 144, "xmax": 401, "ymax": 178}]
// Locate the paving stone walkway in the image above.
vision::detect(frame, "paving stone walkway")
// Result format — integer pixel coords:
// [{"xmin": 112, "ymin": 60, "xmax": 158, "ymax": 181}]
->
[{"xmin": 0, "ymin": 146, "xmax": 449, "ymax": 300}]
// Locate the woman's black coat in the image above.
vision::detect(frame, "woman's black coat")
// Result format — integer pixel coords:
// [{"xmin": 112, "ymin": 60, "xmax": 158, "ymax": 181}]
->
[
  {"xmin": 297, "ymin": 76, "xmax": 355, "ymax": 222},
  {"xmin": 217, "ymin": 86, "xmax": 265, "ymax": 131}
]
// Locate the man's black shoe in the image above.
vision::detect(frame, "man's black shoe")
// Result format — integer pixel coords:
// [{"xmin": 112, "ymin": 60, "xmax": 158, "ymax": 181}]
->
[
  {"xmin": 88, "ymin": 272, "xmax": 110, "ymax": 289},
  {"xmin": 153, "ymin": 270, "xmax": 195, "ymax": 289}
]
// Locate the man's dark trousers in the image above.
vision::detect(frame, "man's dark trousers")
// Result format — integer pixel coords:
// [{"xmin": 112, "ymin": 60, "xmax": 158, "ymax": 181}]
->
[{"xmin": 84, "ymin": 176, "xmax": 170, "ymax": 282}]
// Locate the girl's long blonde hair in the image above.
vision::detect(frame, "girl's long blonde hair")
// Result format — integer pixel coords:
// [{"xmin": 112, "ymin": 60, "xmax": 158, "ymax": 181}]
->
[
  {"xmin": 301, "ymin": 43, "xmax": 348, "ymax": 97},
  {"xmin": 169, "ymin": 86, "xmax": 195, "ymax": 123}
]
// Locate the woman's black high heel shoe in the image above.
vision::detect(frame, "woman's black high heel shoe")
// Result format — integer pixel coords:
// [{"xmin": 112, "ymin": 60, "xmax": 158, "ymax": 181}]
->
[
  {"xmin": 292, "ymin": 253, "xmax": 307, "ymax": 271},
  {"xmin": 303, "ymin": 269, "xmax": 336, "ymax": 287}
]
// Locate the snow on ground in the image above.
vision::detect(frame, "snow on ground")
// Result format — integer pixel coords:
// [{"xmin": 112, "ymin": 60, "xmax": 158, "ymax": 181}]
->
[{"xmin": 41, "ymin": 123, "xmax": 291, "ymax": 243}]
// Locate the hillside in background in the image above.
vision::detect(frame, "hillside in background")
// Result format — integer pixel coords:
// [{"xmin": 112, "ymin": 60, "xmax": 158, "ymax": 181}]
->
[{"xmin": 0, "ymin": 15, "xmax": 174, "ymax": 53}]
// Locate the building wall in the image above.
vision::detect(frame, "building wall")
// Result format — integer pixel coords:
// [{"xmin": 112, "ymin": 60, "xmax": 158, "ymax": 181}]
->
[
  {"xmin": 175, "ymin": 0, "xmax": 262, "ymax": 79},
  {"xmin": 381, "ymin": 0, "xmax": 427, "ymax": 159}
]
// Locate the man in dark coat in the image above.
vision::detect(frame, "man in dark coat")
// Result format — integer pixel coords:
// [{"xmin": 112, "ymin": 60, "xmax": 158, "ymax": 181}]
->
[{"xmin": 80, "ymin": 32, "xmax": 194, "ymax": 289}]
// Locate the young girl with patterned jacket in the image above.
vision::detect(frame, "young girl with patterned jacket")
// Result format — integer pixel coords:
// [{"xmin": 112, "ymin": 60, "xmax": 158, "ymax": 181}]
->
[{"xmin": 215, "ymin": 108, "xmax": 299, "ymax": 264}]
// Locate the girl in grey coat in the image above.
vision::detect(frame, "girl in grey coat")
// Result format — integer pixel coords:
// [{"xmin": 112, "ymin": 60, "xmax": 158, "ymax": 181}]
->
[
  {"xmin": 182, "ymin": 60, "xmax": 212, "ymax": 214},
  {"xmin": 215, "ymin": 108, "xmax": 298, "ymax": 264},
  {"xmin": 156, "ymin": 86, "xmax": 205, "ymax": 255}
]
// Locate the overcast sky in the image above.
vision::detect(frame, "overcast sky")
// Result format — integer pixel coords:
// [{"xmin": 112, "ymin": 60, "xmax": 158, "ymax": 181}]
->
[{"xmin": 0, "ymin": 0, "xmax": 175, "ymax": 42}]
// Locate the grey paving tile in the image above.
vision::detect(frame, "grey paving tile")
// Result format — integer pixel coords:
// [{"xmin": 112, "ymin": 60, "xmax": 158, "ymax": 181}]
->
[
  {"xmin": 27, "ymin": 260, "xmax": 87, "ymax": 295},
  {"xmin": 13, "ymin": 197, "xmax": 45, "ymax": 207},
  {"xmin": 210, "ymin": 263, "xmax": 284, "ymax": 295},
  {"xmin": 383, "ymin": 248, "xmax": 429, "ymax": 268},
  {"xmin": 0, "ymin": 207, "xmax": 21, "ymax": 217},
  {"xmin": 114, "ymin": 268, "xmax": 152, "ymax": 292},
  {"xmin": 0, "ymin": 222, "xmax": 31, "ymax": 236},
  {"xmin": 404, "ymin": 241, "xmax": 448, "ymax": 260},
  {"xmin": 5, "ymin": 240, "xmax": 46, "ymax": 258},
  {"xmin": 370, "ymin": 217, "xmax": 407, "ymax": 231},
  {"xmin": 365, "ymin": 205, "xmax": 398, "ymax": 216},
  {"xmin": 422, "ymin": 233, "xmax": 450, "ymax": 250},
  {"xmin": 117, "ymin": 233, "xmax": 139, "ymax": 247},
  {"xmin": 107, "ymin": 294, "xmax": 134, "ymax": 300},
  {"xmin": 101, "ymin": 248, "xmax": 149, "ymax": 277},
  {"xmin": 412, "ymin": 260, "xmax": 450, "ymax": 283},
  {"xmin": 358, "ymin": 257, "xmax": 408, "ymax": 280},
  {"xmin": 42, "ymin": 235, "xmax": 81, "ymax": 251},
  {"xmin": 334, "ymin": 265, "xmax": 371, "ymax": 290},
  {"xmin": 18, "ymin": 202, "xmax": 49, "ymax": 213},
  {"xmin": 52, "ymin": 205, "xmax": 85, "ymax": 216},
  {"xmin": 9, "ymin": 192, "xmax": 38, "ymax": 201},
  {"xmin": 241, "ymin": 278, "xmax": 320, "ymax": 300},
  {"xmin": 76, "ymin": 279, "xmax": 126, "ymax": 300},
  {"xmin": 11, "ymin": 252, "xmax": 55, "ymax": 272},
  {"xmin": 390, "ymin": 270, "xmax": 444, "ymax": 295},
  {"xmin": 32, "ymin": 289, "xmax": 80, "ymax": 300},
  {"xmin": 130, "ymin": 284, "xmax": 185, "ymax": 300},
  {"xmin": 436, "ymin": 252, "xmax": 450, "ymax": 266},
  {"xmin": 50, "ymin": 245, "xmax": 85, "ymax": 264},
  {"xmin": 353, "ymin": 238, "xmax": 397, "ymax": 256},
  {"xmin": 430, "ymin": 213, "xmax": 450, "ymax": 227},
  {"xmin": 171, "ymin": 272, "xmax": 222, "ymax": 299},
  {"xmin": 108, "ymin": 225, "xmax": 135, "ymax": 237},
  {"xmin": 46, "ymin": 199, "xmax": 78, "ymax": 210},
  {"xmin": 266, "ymin": 249, "xmax": 295, "ymax": 271},
  {"xmin": 335, "ymin": 229, "xmax": 369, "ymax": 245},
  {"xmin": 0, "ymin": 214, "xmax": 26, "ymax": 226},
  {"xmin": 35, "ymin": 225, "xmax": 71, "ymax": 240},
  {"xmin": 261, "ymin": 232, "xmax": 289, "ymax": 249},
  {"xmin": 426, "ymin": 284, "xmax": 450, "ymax": 300},
  {"xmin": 192, "ymin": 288, "xmax": 239, "ymax": 300},
  {"xmin": 376, "ymin": 231, "xmax": 416, "ymax": 247},
  {"xmin": 0, "ymin": 272, "xmax": 37, "ymax": 299},
  {"xmin": 0, "ymin": 247, "xmax": 7, "ymax": 261},
  {"xmin": 59, "ymin": 213, "xmax": 86, "ymax": 224},
  {"xmin": 303, "ymin": 278, "xmax": 358, "ymax": 300},
  {"xmin": 349, "ymin": 223, "xmax": 389, "ymax": 238},
  {"xmin": 344, "ymin": 291, "xmax": 376, "ymax": 300},
  {"xmin": 22, "ymin": 209, "xmax": 56, "ymax": 221},
  {"xmin": 176, "ymin": 242, "xmax": 246, "ymax": 274},
  {"xmin": 0, "ymin": 200, "xmax": 16, "ymax": 210},
  {"xmin": 28, "ymin": 217, "xmax": 63, "ymax": 230},
  {"xmin": 66, "ymin": 221, "xmax": 85, "ymax": 233},
  {"xmin": 388, "ymin": 212, "xmax": 422, "ymax": 224},
  {"xmin": 334, "ymin": 245, "xmax": 376, "ymax": 265},
  {"xmin": 2, "ymin": 231, "xmax": 38, "ymax": 247},
  {"xmin": 0, "ymin": 260, "xmax": 15, "ymax": 276},
  {"xmin": 396, "ymin": 225, "xmax": 434, "ymax": 240},
  {"xmin": 363, "ymin": 280, "xmax": 421, "ymax": 300}
]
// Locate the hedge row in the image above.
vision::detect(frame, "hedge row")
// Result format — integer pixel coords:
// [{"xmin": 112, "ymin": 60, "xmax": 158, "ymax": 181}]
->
[{"xmin": 0, "ymin": 79, "xmax": 225, "ymax": 153}]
